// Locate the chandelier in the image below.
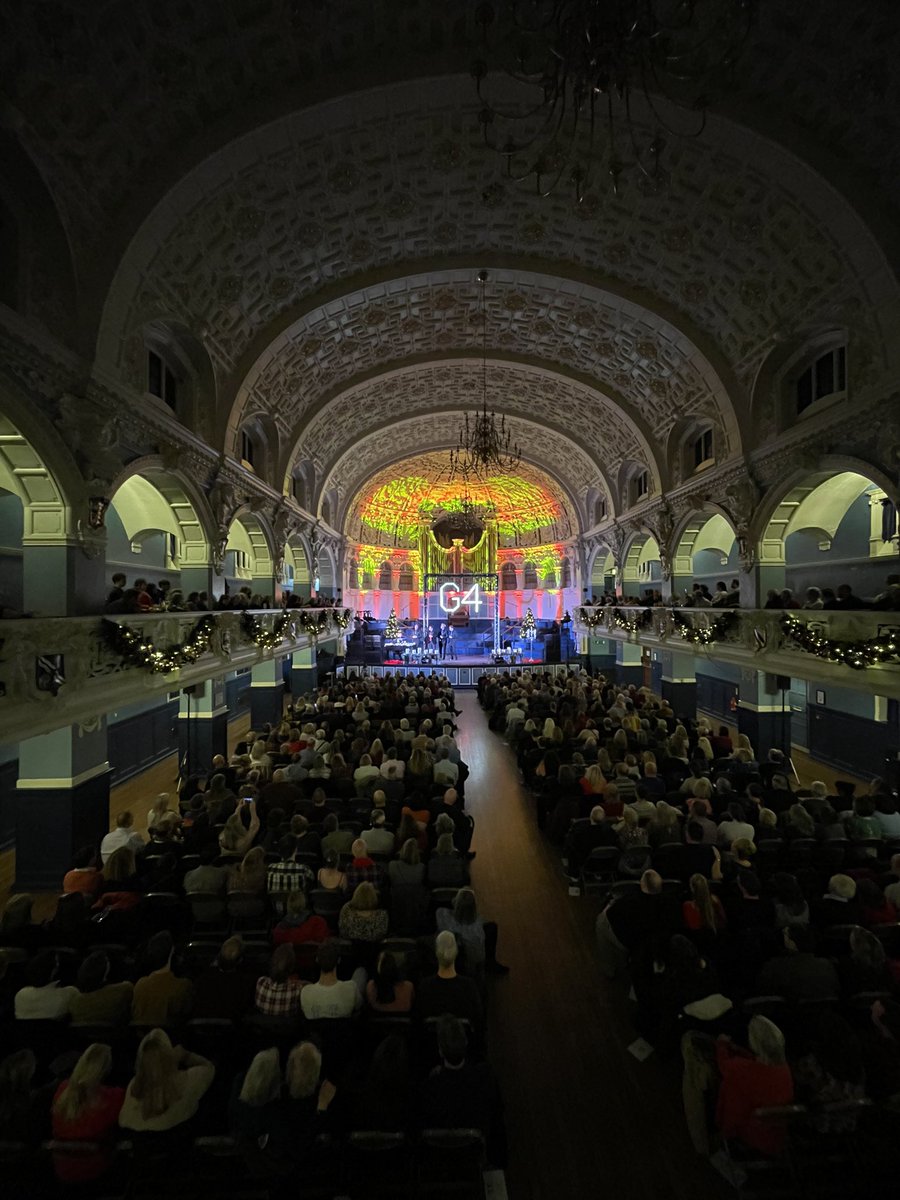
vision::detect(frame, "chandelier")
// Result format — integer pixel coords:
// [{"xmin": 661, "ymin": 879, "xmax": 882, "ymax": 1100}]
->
[
  {"xmin": 473, "ymin": 0, "xmax": 758, "ymax": 198},
  {"xmin": 449, "ymin": 269, "xmax": 522, "ymax": 479}
]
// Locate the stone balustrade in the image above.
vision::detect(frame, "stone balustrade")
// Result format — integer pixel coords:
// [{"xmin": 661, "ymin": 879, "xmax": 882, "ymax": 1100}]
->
[
  {"xmin": 573, "ymin": 606, "xmax": 900, "ymax": 698},
  {"xmin": 0, "ymin": 608, "xmax": 353, "ymax": 744}
]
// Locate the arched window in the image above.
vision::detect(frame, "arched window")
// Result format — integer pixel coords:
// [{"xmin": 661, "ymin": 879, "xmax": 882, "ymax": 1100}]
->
[
  {"xmin": 500, "ymin": 562, "xmax": 517, "ymax": 591},
  {"xmin": 594, "ymin": 495, "xmax": 607, "ymax": 524},
  {"xmin": 147, "ymin": 347, "xmax": 180, "ymax": 413},
  {"xmin": 631, "ymin": 469, "xmax": 650, "ymax": 504},
  {"xmin": 795, "ymin": 345, "xmax": 846, "ymax": 415},
  {"xmin": 692, "ymin": 428, "xmax": 714, "ymax": 469},
  {"xmin": 398, "ymin": 563, "xmax": 415, "ymax": 590},
  {"xmin": 238, "ymin": 418, "xmax": 268, "ymax": 475},
  {"xmin": 348, "ymin": 559, "xmax": 359, "ymax": 590},
  {"xmin": 523, "ymin": 562, "xmax": 538, "ymax": 589},
  {"xmin": 378, "ymin": 561, "xmax": 392, "ymax": 590}
]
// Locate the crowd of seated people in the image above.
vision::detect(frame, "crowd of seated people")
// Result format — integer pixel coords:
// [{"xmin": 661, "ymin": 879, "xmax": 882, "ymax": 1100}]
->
[
  {"xmin": 0, "ymin": 673, "xmax": 508, "ymax": 1193},
  {"xmin": 581, "ymin": 572, "xmax": 900, "ymax": 612},
  {"xmin": 479, "ymin": 667, "xmax": 900, "ymax": 1184},
  {"xmin": 103, "ymin": 577, "xmax": 345, "ymax": 616}
]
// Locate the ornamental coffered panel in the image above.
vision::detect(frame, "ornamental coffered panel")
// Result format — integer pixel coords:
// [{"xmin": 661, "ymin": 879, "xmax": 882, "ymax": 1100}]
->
[
  {"xmin": 293, "ymin": 360, "xmax": 645, "ymax": 493},
  {"xmin": 97, "ymin": 77, "xmax": 892, "ymax": 438},
  {"xmin": 323, "ymin": 413, "xmax": 601, "ymax": 529},
  {"xmin": 236, "ymin": 268, "xmax": 728, "ymax": 457}
]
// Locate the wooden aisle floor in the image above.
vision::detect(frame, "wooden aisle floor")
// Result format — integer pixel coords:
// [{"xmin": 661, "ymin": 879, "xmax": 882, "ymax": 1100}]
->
[{"xmin": 460, "ymin": 694, "xmax": 729, "ymax": 1200}]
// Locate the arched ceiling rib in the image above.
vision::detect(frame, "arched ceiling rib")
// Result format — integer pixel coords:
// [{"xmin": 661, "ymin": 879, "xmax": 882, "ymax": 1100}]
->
[
  {"xmin": 235, "ymin": 267, "xmax": 734, "ymax": 477},
  {"xmin": 323, "ymin": 412, "xmax": 598, "ymax": 533},
  {"xmin": 97, "ymin": 74, "xmax": 898, "ymax": 453}
]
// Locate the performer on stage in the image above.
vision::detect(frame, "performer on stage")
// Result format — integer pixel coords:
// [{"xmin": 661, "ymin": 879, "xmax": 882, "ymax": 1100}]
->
[
  {"xmin": 438, "ymin": 622, "xmax": 448, "ymax": 657},
  {"xmin": 445, "ymin": 627, "xmax": 456, "ymax": 660}
]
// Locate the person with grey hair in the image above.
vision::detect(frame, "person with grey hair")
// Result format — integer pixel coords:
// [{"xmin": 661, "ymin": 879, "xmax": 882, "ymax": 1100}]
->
[
  {"xmin": 426, "ymin": 832, "xmax": 470, "ymax": 887},
  {"xmin": 814, "ymin": 874, "xmax": 862, "ymax": 926},
  {"xmin": 416, "ymin": 931, "xmax": 483, "ymax": 1029},
  {"xmin": 436, "ymin": 888, "xmax": 508, "ymax": 976},
  {"xmin": 595, "ymin": 869, "xmax": 674, "ymax": 981},
  {"xmin": 229, "ymin": 1047, "xmax": 283, "ymax": 1141}
]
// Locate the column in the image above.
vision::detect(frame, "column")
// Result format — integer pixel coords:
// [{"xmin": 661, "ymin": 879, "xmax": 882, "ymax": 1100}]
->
[
  {"xmin": 249, "ymin": 656, "xmax": 285, "ymax": 728},
  {"xmin": 177, "ymin": 676, "xmax": 228, "ymax": 774},
  {"xmin": 15, "ymin": 721, "xmax": 111, "ymax": 889},
  {"xmin": 251, "ymin": 573, "xmax": 280, "ymax": 605},
  {"xmin": 181, "ymin": 565, "xmax": 217, "ymax": 601},
  {"xmin": 740, "ymin": 563, "xmax": 786, "ymax": 608},
  {"xmin": 583, "ymin": 635, "xmax": 616, "ymax": 675},
  {"xmin": 291, "ymin": 645, "xmax": 317, "ymax": 700},
  {"xmin": 22, "ymin": 539, "xmax": 108, "ymax": 616},
  {"xmin": 660, "ymin": 650, "xmax": 696, "ymax": 717},
  {"xmin": 737, "ymin": 669, "xmax": 790, "ymax": 760},
  {"xmin": 614, "ymin": 641, "xmax": 643, "ymax": 686}
]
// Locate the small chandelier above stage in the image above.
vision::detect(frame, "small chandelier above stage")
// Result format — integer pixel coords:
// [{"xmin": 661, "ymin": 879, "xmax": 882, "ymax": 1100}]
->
[{"xmin": 449, "ymin": 270, "xmax": 522, "ymax": 480}]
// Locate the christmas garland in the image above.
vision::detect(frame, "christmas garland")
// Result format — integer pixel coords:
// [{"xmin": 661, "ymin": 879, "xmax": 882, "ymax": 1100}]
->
[
  {"xmin": 672, "ymin": 610, "xmax": 738, "ymax": 646},
  {"xmin": 780, "ymin": 614, "xmax": 900, "ymax": 671},
  {"xmin": 101, "ymin": 615, "xmax": 218, "ymax": 673},
  {"xmin": 102, "ymin": 608, "xmax": 354, "ymax": 674}
]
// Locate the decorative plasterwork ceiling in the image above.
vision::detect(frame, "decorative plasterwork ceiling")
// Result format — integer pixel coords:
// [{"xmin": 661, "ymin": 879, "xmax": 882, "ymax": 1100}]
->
[
  {"xmin": 235, "ymin": 268, "xmax": 732, "ymax": 471},
  {"xmin": 290, "ymin": 359, "xmax": 644, "ymax": 507},
  {"xmin": 346, "ymin": 450, "xmax": 571, "ymax": 544},
  {"xmin": 99, "ymin": 74, "xmax": 896, "ymax": 453},
  {"xmin": 323, "ymin": 412, "xmax": 598, "ymax": 532},
  {"xmin": 2, "ymin": 0, "xmax": 898, "ymax": 261}
]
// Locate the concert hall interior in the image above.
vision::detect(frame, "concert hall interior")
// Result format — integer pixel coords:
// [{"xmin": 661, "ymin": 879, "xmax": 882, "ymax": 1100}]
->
[{"xmin": 0, "ymin": 3, "xmax": 899, "ymax": 1199}]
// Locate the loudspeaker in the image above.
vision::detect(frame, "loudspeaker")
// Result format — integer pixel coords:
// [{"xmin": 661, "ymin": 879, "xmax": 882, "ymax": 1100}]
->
[
  {"xmin": 763, "ymin": 673, "xmax": 779, "ymax": 695},
  {"xmin": 775, "ymin": 674, "xmax": 791, "ymax": 691},
  {"xmin": 182, "ymin": 684, "xmax": 200, "ymax": 696}
]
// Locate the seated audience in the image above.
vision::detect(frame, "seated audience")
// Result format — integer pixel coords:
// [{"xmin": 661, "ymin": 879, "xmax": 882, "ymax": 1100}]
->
[
  {"xmin": 365, "ymin": 951, "xmax": 415, "ymax": 1013},
  {"xmin": 416, "ymin": 931, "xmax": 483, "ymax": 1028},
  {"xmin": 69, "ymin": 951, "xmax": 133, "ymax": 1026},
  {"xmin": 51, "ymin": 1044, "xmax": 125, "ymax": 1183},
  {"xmin": 118, "ymin": 1029, "xmax": 215, "ymax": 1134},
  {"xmin": 131, "ymin": 931, "xmax": 193, "ymax": 1027},
  {"xmin": 100, "ymin": 810, "xmax": 145, "ymax": 865},
  {"xmin": 300, "ymin": 942, "xmax": 365, "ymax": 1019},
  {"xmin": 15, "ymin": 950, "xmax": 78, "ymax": 1020},
  {"xmin": 273, "ymin": 890, "xmax": 330, "ymax": 946}
]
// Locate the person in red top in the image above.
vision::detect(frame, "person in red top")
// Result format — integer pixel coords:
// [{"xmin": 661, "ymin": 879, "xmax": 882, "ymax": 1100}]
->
[
  {"xmin": 715, "ymin": 1017, "xmax": 794, "ymax": 1156},
  {"xmin": 600, "ymin": 782, "xmax": 623, "ymax": 820},
  {"xmin": 51, "ymin": 1043, "xmax": 125, "ymax": 1183},
  {"xmin": 62, "ymin": 846, "xmax": 103, "ymax": 898},
  {"xmin": 683, "ymin": 874, "xmax": 727, "ymax": 935},
  {"xmin": 272, "ymin": 890, "xmax": 330, "ymax": 946}
]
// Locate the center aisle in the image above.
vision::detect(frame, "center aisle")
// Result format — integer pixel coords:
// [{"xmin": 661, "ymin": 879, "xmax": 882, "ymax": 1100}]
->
[{"xmin": 456, "ymin": 693, "xmax": 728, "ymax": 1200}]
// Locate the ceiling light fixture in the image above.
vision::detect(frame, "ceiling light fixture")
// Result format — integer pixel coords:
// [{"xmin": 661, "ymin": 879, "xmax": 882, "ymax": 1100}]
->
[
  {"xmin": 473, "ymin": 0, "xmax": 758, "ymax": 198},
  {"xmin": 449, "ymin": 269, "xmax": 522, "ymax": 479}
]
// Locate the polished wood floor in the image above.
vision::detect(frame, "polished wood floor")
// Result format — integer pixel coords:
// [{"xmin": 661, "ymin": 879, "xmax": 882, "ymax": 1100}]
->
[{"xmin": 460, "ymin": 696, "xmax": 729, "ymax": 1200}]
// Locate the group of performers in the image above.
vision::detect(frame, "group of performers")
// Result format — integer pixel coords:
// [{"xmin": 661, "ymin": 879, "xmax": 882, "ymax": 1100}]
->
[{"xmin": 385, "ymin": 619, "xmax": 457, "ymax": 662}]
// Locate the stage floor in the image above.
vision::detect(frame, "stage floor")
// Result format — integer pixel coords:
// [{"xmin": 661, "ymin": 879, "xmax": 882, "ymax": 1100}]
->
[{"xmin": 381, "ymin": 654, "xmax": 544, "ymax": 667}]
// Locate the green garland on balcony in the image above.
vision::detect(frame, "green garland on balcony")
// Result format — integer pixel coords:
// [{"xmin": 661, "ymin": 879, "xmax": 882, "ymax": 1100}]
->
[
  {"xmin": 102, "ymin": 608, "xmax": 353, "ymax": 675},
  {"xmin": 672, "ymin": 611, "xmax": 737, "ymax": 645},
  {"xmin": 780, "ymin": 614, "xmax": 900, "ymax": 671},
  {"xmin": 101, "ymin": 615, "xmax": 218, "ymax": 674}
]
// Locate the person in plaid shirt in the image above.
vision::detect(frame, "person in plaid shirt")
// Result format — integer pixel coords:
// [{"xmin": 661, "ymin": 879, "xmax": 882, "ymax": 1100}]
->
[
  {"xmin": 344, "ymin": 838, "xmax": 385, "ymax": 896},
  {"xmin": 254, "ymin": 944, "xmax": 305, "ymax": 1018},
  {"xmin": 266, "ymin": 835, "xmax": 315, "ymax": 896}
]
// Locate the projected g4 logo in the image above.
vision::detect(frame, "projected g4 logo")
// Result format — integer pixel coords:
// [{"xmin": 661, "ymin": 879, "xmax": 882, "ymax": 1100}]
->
[{"xmin": 438, "ymin": 581, "xmax": 483, "ymax": 614}]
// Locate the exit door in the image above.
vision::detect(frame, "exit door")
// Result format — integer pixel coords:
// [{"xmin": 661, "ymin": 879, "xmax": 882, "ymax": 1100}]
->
[{"xmin": 789, "ymin": 679, "xmax": 808, "ymax": 750}]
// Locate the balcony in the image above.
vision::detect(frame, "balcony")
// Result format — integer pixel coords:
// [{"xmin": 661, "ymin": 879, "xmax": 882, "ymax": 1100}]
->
[
  {"xmin": 0, "ymin": 608, "xmax": 352, "ymax": 744},
  {"xmin": 573, "ymin": 606, "xmax": 900, "ymax": 698}
]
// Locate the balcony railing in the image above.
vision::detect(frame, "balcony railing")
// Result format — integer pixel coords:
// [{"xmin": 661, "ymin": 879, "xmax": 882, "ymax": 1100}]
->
[
  {"xmin": 0, "ymin": 607, "xmax": 352, "ymax": 745},
  {"xmin": 573, "ymin": 606, "xmax": 900, "ymax": 692}
]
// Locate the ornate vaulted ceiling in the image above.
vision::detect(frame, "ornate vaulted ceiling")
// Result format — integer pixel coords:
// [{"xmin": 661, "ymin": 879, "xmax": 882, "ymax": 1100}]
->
[{"xmin": 2, "ymin": 1, "xmax": 899, "ymax": 533}]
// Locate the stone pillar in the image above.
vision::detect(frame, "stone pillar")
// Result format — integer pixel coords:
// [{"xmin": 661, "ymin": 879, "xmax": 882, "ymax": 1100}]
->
[
  {"xmin": 177, "ymin": 677, "xmax": 228, "ymax": 776},
  {"xmin": 15, "ymin": 721, "xmax": 111, "ymax": 889},
  {"xmin": 181, "ymin": 566, "xmax": 217, "ymax": 603},
  {"xmin": 584, "ymin": 635, "xmax": 616, "ymax": 675},
  {"xmin": 250, "ymin": 656, "xmax": 285, "ymax": 728},
  {"xmin": 737, "ymin": 669, "xmax": 790, "ymax": 760},
  {"xmin": 660, "ymin": 650, "xmax": 697, "ymax": 718},
  {"xmin": 22, "ymin": 538, "xmax": 108, "ymax": 617},
  {"xmin": 740, "ymin": 563, "xmax": 786, "ymax": 609},
  {"xmin": 291, "ymin": 645, "xmax": 317, "ymax": 700},
  {"xmin": 614, "ymin": 641, "xmax": 643, "ymax": 686},
  {"xmin": 251, "ymin": 573, "xmax": 280, "ymax": 605}
]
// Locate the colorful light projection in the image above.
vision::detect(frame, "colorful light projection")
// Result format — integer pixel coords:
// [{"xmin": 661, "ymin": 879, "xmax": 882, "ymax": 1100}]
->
[{"xmin": 358, "ymin": 472, "xmax": 560, "ymax": 540}]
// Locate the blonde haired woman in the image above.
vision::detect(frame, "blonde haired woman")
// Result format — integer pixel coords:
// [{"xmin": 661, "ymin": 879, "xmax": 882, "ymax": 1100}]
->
[
  {"xmin": 249, "ymin": 739, "xmax": 273, "ymax": 778},
  {"xmin": 579, "ymin": 764, "xmax": 607, "ymax": 800},
  {"xmin": 229, "ymin": 1047, "xmax": 282, "ymax": 1141},
  {"xmin": 147, "ymin": 793, "xmax": 173, "ymax": 831},
  {"xmin": 119, "ymin": 1029, "xmax": 214, "ymax": 1132},
  {"xmin": 339, "ymin": 881, "xmax": 389, "ymax": 942},
  {"xmin": 228, "ymin": 845, "xmax": 268, "ymax": 894},
  {"xmin": 219, "ymin": 800, "xmax": 260, "ymax": 856},
  {"xmin": 682, "ymin": 873, "xmax": 726, "ymax": 937},
  {"xmin": 696, "ymin": 736, "xmax": 714, "ymax": 762},
  {"xmin": 52, "ymin": 1044, "xmax": 124, "ymax": 1183},
  {"xmin": 649, "ymin": 801, "xmax": 682, "ymax": 846}
]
